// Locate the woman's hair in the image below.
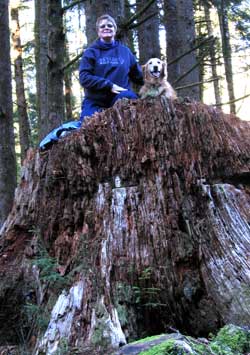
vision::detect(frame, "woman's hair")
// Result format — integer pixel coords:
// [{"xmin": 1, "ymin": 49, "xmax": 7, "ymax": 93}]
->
[{"xmin": 96, "ymin": 14, "xmax": 117, "ymax": 31}]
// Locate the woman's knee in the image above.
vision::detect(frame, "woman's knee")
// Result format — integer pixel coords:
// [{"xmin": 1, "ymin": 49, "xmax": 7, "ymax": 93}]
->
[{"xmin": 80, "ymin": 100, "xmax": 102, "ymax": 121}]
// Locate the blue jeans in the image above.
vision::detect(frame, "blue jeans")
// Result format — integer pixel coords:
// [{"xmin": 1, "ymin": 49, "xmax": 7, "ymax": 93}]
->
[
  {"xmin": 39, "ymin": 120, "xmax": 82, "ymax": 150},
  {"xmin": 80, "ymin": 90, "xmax": 138, "ymax": 122}
]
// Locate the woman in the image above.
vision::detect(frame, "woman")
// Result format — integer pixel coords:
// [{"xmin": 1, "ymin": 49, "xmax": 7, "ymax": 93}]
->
[
  {"xmin": 40, "ymin": 15, "xmax": 142, "ymax": 150},
  {"xmin": 79, "ymin": 14, "xmax": 143, "ymax": 121}
]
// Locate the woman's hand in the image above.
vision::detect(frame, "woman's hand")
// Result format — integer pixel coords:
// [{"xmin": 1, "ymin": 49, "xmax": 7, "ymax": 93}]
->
[{"xmin": 111, "ymin": 84, "xmax": 128, "ymax": 94}]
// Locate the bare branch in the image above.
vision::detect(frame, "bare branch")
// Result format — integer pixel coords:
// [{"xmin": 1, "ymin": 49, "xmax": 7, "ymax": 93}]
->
[
  {"xmin": 62, "ymin": 52, "xmax": 83, "ymax": 71},
  {"xmin": 62, "ymin": 0, "xmax": 87, "ymax": 13},
  {"xmin": 168, "ymin": 36, "xmax": 214, "ymax": 66},
  {"xmin": 175, "ymin": 76, "xmax": 222, "ymax": 90},
  {"xmin": 122, "ymin": 0, "xmax": 156, "ymax": 28},
  {"xmin": 47, "ymin": 54, "xmax": 53, "ymax": 64},
  {"xmin": 173, "ymin": 53, "xmax": 207, "ymax": 85},
  {"xmin": 22, "ymin": 39, "xmax": 35, "ymax": 50},
  {"xmin": 128, "ymin": 12, "xmax": 158, "ymax": 30},
  {"xmin": 213, "ymin": 93, "xmax": 250, "ymax": 107}
]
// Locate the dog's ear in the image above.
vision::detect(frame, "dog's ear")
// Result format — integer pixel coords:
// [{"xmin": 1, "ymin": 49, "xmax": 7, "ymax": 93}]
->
[
  {"xmin": 142, "ymin": 63, "xmax": 150, "ymax": 81},
  {"xmin": 161, "ymin": 62, "xmax": 168, "ymax": 79},
  {"xmin": 142, "ymin": 64, "xmax": 147, "ymax": 76}
]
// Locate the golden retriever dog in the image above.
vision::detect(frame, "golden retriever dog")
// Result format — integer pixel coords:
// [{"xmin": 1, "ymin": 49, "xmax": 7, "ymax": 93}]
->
[{"xmin": 139, "ymin": 58, "xmax": 177, "ymax": 100}]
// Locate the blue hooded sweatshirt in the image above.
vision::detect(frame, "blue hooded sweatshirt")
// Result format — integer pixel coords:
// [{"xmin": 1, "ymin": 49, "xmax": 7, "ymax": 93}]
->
[{"xmin": 79, "ymin": 39, "xmax": 143, "ymax": 106}]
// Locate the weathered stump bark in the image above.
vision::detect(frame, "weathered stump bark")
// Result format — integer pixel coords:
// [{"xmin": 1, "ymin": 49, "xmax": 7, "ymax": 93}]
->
[{"xmin": 0, "ymin": 98, "xmax": 250, "ymax": 354}]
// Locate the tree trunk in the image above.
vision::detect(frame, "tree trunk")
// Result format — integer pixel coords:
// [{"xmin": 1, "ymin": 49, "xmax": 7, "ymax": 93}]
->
[
  {"xmin": 164, "ymin": 0, "xmax": 200, "ymax": 100},
  {"xmin": 204, "ymin": 2, "xmax": 222, "ymax": 105},
  {"xmin": 164, "ymin": 0, "xmax": 178, "ymax": 84},
  {"xmin": 84, "ymin": 0, "xmax": 125, "ymax": 45},
  {"xmin": 83, "ymin": 1, "xmax": 99, "ymax": 45},
  {"xmin": 47, "ymin": 0, "xmax": 65, "ymax": 131},
  {"xmin": 0, "ymin": 98, "xmax": 250, "ymax": 353},
  {"xmin": 0, "ymin": 0, "xmax": 17, "ymax": 228},
  {"xmin": 11, "ymin": 5, "xmax": 31, "ymax": 163},
  {"xmin": 136, "ymin": 0, "xmax": 161, "ymax": 64},
  {"xmin": 196, "ymin": 10, "xmax": 205, "ymax": 102},
  {"xmin": 218, "ymin": 0, "xmax": 236, "ymax": 113},
  {"xmin": 64, "ymin": 40, "xmax": 73, "ymax": 121},
  {"xmin": 124, "ymin": 0, "xmax": 135, "ymax": 51},
  {"xmin": 35, "ymin": 0, "xmax": 49, "ymax": 140}
]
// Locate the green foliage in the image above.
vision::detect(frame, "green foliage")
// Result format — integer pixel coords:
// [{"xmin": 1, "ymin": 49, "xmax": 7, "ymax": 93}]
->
[
  {"xmin": 132, "ymin": 285, "xmax": 162, "ymax": 306},
  {"xmin": 210, "ymin": 342, "xmax": 234, "ymax": 355},
  {"xmin": 133, "ymin": 285, "xmax": 142, "ymax": 303},
  {"xmin": 21, "ymin": 229, "xmax": 71, "ymax": 339},
  {"xmin": 128, "ymin": 325, "xmax": 250, "ymax": 355},
  {"xmin": 187, "ymin": 338, "xmax": 211, "ymax": 355},
  {"xmin": 32, "ymin": 233, "xmax": 70, "ymax": 290},
  {"xmin": 35, "ymin": 255, "xmax": 67, "ymax": 286},
  {"xmin": 139, "ymin": 267, "xmax": 153, "ymax": 281},
  {"xmin": 55, "ymin": 337, "xmax": 70, "ymax": 355},
  {"xmin": 116, "ymin": 303, "xmax": 128, "ymax": 327},
  {"xmin": 139, "ymin": 339, "xmax": 177, "ymax": 355},
  {"xmin": 137, "ymin": 338, "xmax": 207, "ymax": 355},
  {"xmin": 115, "ymin": 282, "xmax": 134, "ymax": 302},
  {"xmin": 114, "ymin": 282, "xmax": 135, "ymax": 328},
  {"xmin": 210, "ymin": 324, "xmax": 250, "ymax": 354},
  {"xmin": 27, "ymin": 91, "xmax": 38, "ymax": 146},
  {"xmin": 131, "ymin": 267, "xmax": 163, "ymax": 308},
  {"xmin": 242, "ymin": 282, "xmax": 250, "ymax": 298},
  {"xmin": 70, "ymin": 233, "xmax": 99, "ymax": 276},
  {"xmin": 34, "ymin": 255, "xmax": 61, "ymax": 283},
  {"xmin": 24, "ymin": 302, "xmax": 50, "ymax": 332},
  {"xmin": 131, "ymin": 334, "xmax": 165, "ymax": 345},
  {"xmin": 230, "ymin": 2, "xmax": 250, "ymax": 47},
  {"xmin": 91, "ymin": 321, "xmax": 110, "ymax": 350},
  {"xmin": 89, "ymin": 301, "xmax": 115, "ymax": 351}
]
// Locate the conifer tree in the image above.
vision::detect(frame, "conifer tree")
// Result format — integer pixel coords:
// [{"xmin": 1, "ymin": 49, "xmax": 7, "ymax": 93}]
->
[
  {"xmin": 0, "ymin": 0, "xmax": 17, "ymax": 227},
  {"xmin": 11, "ymin": 4, "xmax": 31, "ymax": 163}
]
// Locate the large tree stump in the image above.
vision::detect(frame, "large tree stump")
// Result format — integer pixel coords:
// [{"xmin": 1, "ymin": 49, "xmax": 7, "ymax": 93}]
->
[{"xmin": 0, "ymin": 98, "xmax": 250, "ymax": 354}]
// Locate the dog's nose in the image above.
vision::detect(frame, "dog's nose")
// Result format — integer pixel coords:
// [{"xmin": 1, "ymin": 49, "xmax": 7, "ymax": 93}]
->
[{"xmin": 153, "ymin": 65, "xmax": 159, "ymax": 72}]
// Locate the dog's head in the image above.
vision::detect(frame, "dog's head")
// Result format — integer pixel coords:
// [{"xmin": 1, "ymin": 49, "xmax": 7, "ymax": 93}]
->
[{"xmin": 142, "ymin": 58, "xmax": 167, "ymax": 83}]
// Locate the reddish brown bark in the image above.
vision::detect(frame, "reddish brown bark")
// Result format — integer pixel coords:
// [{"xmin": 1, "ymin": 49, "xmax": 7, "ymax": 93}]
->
[{"xmin": 0, "ymin": 99, "xmax": 250, "ymax": 353}]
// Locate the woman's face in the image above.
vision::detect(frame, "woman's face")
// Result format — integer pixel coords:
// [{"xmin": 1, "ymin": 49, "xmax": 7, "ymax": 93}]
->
[{"xmin": 97, "ymin": 19, "xmax": 116, "ymax": 42}]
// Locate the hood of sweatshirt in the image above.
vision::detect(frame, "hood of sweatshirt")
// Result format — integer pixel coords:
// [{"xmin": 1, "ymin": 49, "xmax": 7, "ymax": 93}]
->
[{"xmin": 91, "ymin": 39, "xmax": 119, "ymax": 50}]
